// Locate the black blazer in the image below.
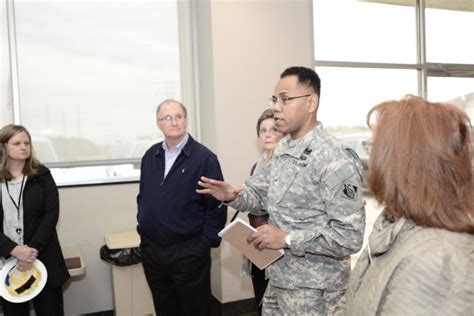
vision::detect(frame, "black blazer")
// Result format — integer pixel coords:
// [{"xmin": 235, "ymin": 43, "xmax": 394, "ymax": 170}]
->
[{"xmin": 0, "ymin": 165, "xmax": 70, "ymax": 288}]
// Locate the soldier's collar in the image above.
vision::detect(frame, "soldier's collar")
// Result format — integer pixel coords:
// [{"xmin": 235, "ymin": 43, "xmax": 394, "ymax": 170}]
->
[{"xmin": 274, "ymin": 124, "xmax": 322, "ymax": 159}]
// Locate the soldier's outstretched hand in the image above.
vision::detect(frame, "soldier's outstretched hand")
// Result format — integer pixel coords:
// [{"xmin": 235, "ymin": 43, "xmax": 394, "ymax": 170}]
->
[{"xmin": 197, "ymin": 176, "xmax": 244, "ymax": 203}]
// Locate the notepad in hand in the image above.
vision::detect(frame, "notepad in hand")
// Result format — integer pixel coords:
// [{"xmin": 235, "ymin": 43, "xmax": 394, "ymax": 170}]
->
[{"xmin": 218, "ymin": 218, "xmax": 284, "ymax": 269}]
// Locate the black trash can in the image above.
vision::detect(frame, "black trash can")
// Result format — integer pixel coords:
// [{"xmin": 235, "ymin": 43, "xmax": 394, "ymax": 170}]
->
[{"xmin": 99, "ymin": 245, "xmax": 142, "ymax": 266}]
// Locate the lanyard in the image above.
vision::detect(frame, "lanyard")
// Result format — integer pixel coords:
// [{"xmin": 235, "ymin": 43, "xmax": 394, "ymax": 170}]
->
[{"xmin": 5, "ymin": 175, "xmax": 26, "ymax": 220}]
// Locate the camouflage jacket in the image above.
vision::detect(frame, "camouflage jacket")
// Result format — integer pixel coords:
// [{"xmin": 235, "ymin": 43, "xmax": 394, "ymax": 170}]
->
[{"xmin": 230, "ymin": 123, "xmax": 366, "ymax": 290}]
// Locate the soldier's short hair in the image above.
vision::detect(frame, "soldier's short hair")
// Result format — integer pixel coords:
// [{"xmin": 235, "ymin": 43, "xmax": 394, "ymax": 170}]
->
[{"xmin": 280, "ymin": 66, "xmax": 321, "ymax": 97}]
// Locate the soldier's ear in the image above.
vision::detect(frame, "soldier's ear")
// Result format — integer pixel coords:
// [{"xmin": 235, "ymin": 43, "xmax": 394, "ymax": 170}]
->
[{"xmin": 307, "ymin": 94, "xmax": 319, "ymax": 114}]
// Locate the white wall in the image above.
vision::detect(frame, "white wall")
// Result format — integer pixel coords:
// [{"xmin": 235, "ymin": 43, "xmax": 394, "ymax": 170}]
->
[
  {"xmin": 58, "ymin": 0, "xmax": 315, "ymax": 313},
  {"xmin": 195, "ymin": 0, "xmax": 314, "ymax": 303},
  {"xmin": 58, "ymin": 184, "xmax": 139, "ymax": 314}
]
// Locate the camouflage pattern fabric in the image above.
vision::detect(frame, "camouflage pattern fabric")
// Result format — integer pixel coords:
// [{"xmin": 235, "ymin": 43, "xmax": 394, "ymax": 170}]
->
[
  {"xmin": 229, "ymin": 123, "xmax": 366, "ymax": 313},
  {"xmin": 263, "ymin": 283, "xmax": 345, "ymax": 316}
]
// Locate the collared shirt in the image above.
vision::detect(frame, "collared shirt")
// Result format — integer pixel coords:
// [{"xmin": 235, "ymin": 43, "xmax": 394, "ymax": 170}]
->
[{"xmin": 162, "ymin": 133, "xmax": 189, "ymax": 178}]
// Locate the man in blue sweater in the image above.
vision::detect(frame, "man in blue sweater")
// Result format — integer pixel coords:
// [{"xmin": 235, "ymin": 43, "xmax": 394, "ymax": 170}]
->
[{"xmin": 137, "ymin": 99, "xmax": 227, "ymax": 316}]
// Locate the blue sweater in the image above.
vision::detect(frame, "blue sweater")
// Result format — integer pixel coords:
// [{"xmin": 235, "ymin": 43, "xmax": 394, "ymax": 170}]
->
[{"xmin": 137, "ymin": 135, "xmax": 227, "ymax": 249}]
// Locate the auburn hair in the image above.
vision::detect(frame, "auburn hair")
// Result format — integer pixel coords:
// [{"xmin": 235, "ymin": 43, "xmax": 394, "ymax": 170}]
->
[{"xmin": 367, "ymin": 95, "xmax": 474, "ymax": 233}]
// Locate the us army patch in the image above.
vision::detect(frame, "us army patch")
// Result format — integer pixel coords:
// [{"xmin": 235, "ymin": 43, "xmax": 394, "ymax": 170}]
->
[{"xmin": 342, "ymin": 183, "xmax": 358, "ymax": 200}]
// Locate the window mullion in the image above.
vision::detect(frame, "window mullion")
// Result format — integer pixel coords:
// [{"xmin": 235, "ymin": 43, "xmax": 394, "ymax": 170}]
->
[
  {"xmin": 315, "ymin": 60, "xmax": 420, "ymax": 70},
  {"xmin": 426, "ymin": 63, "xmax": 474, "ymax": 78},
  {"xmin": 6, "ymin": 0, "xmax": 20, "ymax": 123},
  {"xmin": 416, "ymin": 0, "xmax": 427, "ymax": 98}
]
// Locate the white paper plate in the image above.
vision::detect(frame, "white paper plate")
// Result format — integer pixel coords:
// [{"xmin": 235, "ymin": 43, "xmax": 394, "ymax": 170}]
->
[{"xmin": 0, "ymin": 258, "xmax": 48, "ymax": 303}]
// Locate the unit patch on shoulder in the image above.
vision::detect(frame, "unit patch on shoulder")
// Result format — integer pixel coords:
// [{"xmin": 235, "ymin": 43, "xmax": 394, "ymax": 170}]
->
[{"xmin": 342, "ymin": 184, "xmax": 358, "ymax": 201}]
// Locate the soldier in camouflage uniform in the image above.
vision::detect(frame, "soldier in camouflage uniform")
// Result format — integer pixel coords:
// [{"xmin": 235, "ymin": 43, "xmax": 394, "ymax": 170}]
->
[{"xmin": 197, "ymin": 66, "xmax": 366, "ymax": 315}]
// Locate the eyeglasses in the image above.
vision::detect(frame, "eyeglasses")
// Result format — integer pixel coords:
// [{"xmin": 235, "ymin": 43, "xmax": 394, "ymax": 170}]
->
[
  {"xmin": 157, "ymin": 114, "xmax": 187, "ymax": 122},
  {"xmin": 259, "ymin": 127, "xmax": 280, "ymax": 136},
  {"xmin": 269, "ymin": 94, "xmax": 312, "ymax": 107}
]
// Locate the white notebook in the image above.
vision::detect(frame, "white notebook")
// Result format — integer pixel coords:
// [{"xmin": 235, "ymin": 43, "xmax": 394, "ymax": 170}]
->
[{"xmin": 218, "ymin": 218, "xmax": 284, "ymax": 269}]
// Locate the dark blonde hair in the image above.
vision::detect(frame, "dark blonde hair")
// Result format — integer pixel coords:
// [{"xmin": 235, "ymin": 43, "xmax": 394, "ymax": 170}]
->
[
  {"xmin": 367, "ymin": 95, "xmax": 474, "ymax": 233},
  {"xmin": 0, "ymin": 124, "xmax": 40, "ymax": 181}
]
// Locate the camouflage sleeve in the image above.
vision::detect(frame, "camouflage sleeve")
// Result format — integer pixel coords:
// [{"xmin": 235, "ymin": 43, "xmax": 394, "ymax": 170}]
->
[
  {"xmin": 290, "ymin": 163, "xmax": 366, "ymax": 257},
  {"xmin": 228, "ymin": 159, "xmax": 271, "ymax": 212}
]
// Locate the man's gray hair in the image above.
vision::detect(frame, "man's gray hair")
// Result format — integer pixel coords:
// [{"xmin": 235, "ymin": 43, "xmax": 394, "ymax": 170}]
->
[{"xmin": 156, "ymin": 99, "xmax": 187, "ymax": 118}]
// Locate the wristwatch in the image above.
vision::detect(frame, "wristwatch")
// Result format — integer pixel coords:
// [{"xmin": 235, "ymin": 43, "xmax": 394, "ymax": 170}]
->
[{"xmin": 284, "ymin": 234, "xmax": 291, "ymax": 247}]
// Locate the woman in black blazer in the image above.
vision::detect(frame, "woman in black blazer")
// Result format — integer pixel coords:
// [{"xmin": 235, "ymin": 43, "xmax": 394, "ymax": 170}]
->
[{"xmin": 0, "ymin": 124, "xmax": 69, "ymax": 316}]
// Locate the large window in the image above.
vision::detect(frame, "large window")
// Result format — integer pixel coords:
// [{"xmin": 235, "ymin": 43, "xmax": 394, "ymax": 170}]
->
[
  {"xmin": 313, "ymin": 1, "xmax": 474, "ymax": 264},
  {"xmin": 313, "ymin": 0, "xmax": 474, "ymax": 164},
  {"xmin": 313, "ymin": 1, "xmax": 416, "ymax": 64},
  {"xmin": 1, "ymin": 0, "xmax": 196, "ymax": 185}
]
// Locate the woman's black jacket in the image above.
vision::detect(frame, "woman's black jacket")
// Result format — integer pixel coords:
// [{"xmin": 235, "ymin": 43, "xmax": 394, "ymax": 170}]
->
[{"xmin": 0, "ymin": 165, "xmax": 70, "ymax": 288}]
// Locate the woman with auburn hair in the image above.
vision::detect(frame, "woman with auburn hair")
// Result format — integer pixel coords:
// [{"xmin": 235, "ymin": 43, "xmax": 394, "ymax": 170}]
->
[
  {"xmin": 339, "ymin": 95, "xmax": 474, "ymax": 315},
  {"xmin": 0, "ymin": 124, "xmax": 69, "ymax": 316}
]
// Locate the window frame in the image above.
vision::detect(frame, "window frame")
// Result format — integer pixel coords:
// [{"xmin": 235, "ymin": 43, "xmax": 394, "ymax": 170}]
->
[
  {"xmin": 312, "ymin": 0, "xmax": 474, "ymax": 98},
  {"xmin": 3, "ymin": 0, "xmax": 199, "ymax": 187}
]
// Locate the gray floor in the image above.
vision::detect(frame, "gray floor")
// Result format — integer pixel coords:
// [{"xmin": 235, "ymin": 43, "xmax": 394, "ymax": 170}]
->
[{"xmin": 83, "ymin": 306, "xmax": 259, "ymax": 316}]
